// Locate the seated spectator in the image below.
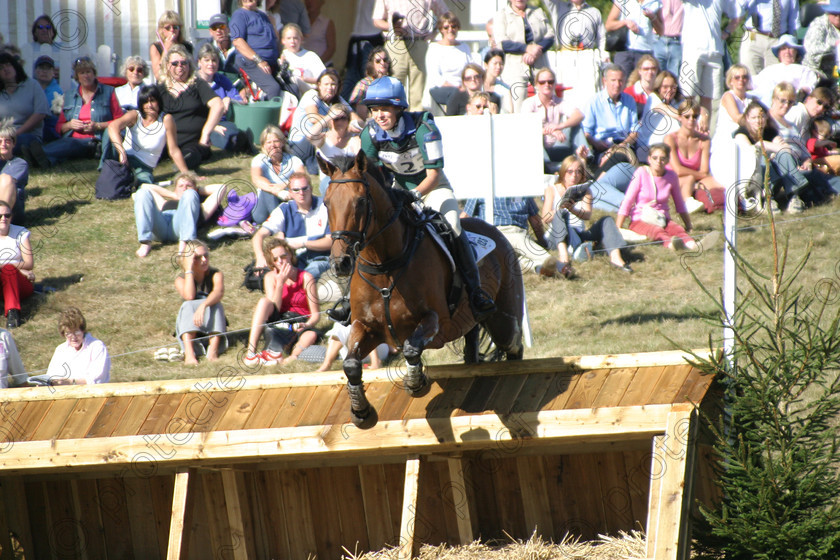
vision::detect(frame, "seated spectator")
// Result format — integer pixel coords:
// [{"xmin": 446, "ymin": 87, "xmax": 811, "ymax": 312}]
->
[
  {"xmin": 605, "ymin": 0, "xmax": 659, "ymax": 79},
  {"xmin": 133, "ymin": 171, "xmax": 225, "ymax": 257},
  {"xmin": 231, "ymin": 0, "xmax": 284, "ymax": 100},
  {"xmin": 0, "ymin": 52, "xmax": 49, "ymax": 166},
  {"xmin": 290, "ymin": 68, "xmax": 357, "ymax": 173},
  {"xmin": 316, "ymin": 322, "xmax": 392, "ymax": 372},
  {"xmin": 251, "ymin": 172, "xmax": 330, "ymax": 278},
  {"xmin": 0, "ymin": 325, "xmax": 25, "ymax": 388},
  {"xmin": 462, "ymin": 196, "xmax": 556, "ymax": 275},
  {"xmin": 483, "ymin": 48, "xmax": 513, "ymax": 114},
  {"xmin": 195, "ymin": 43, "xmax": 251, "ymax": 154},
  {"xmin": 753, "ymin": 36, "xmax": 819, "ymax": 108},
  {"xmin": 157, "ymin": 45, "xmax": 224, "ymax": 170},
  {"xmin": 32, "ymin": 56, "xmax": 62, "ymax": 143},
  {"xmin": 664, "ymin": 98, "xmax": 725, "ymax": 214},
  {"xmin": 349, "ymin": 46, "xmax": 391, "ymax": 121},
  {"xmin": 114, "ymin": 56, "xmax": 150, "ymax": 111},
  {"xmin": 583, "ymin": 64, "xmax": 639, "ymax": 169},
  {"xmin": 150, "ymin": 11, "xmax": 193, "ymax": 81},
  {"xmin": 423, "ymin": 12, "xmax": 478, "ymax": 114},
  {"xmin": 808, "ymin": 118, "xmax": 840, "ymax": 175},
  {"xmin": 303, "ymin": 0, "xmax": 336, "ymax": 65},
  {"xmin": 543, "ymin": 155, "xmax": 631, "ymax": 275},
  {"xmin": 174, "ymin": 241, "xmax": 226, "ymax": 365},
  {"xmin": 445, "ymin": 64, "xmax": 502, "ymax": 116},
  {"xmin": 802, "ymin": 0, "xmax": 840, "ymax": 78},
  {"xmin": 710, "ymin": 64, "xmax": 757, "ymax": 181},
  {"xmin": 0, "ymin": 121, "xmax": 27, "ymax": 223},
  {"xmin": 280, "ymin": 22, "xmax": 326, "ymax": 92},
  {"xmin": 46, "ymin": 308, "xmax": 110, "ymax": 385},
  {"xmin": 616, "ymin": 143, "xmax": 698, "ymax": 250},
  {"xmin": 44, "ymin": 57, "xmax": 123, "ymax": 167},
  {"xmin": 465, "ymin": 92, "xmax": 496, "ymax": 116},
  {"xmin": 251, "ymin": 124, "xmax": 306, "ymax": 224},
  {"xmin": 637, "ymin": 70, "xmax": 682, "ymax": 163},
  {"xmin": 623, "ymin": 55, "xmax": 660, "ymax": 117},
  {"xmin": 786, "ymin": 87, "xmax": 833, "ymax": 141},
  {"xmin": 29, "ymin": 14, "xmax": 63, "ymax": 79},
  {"xmin": 206, "ymin": 14, "xmax": 237, "ymax": 75},
  {"xmin": 245, "ymin": 237, "xmax": 321, "ymax": 366},
  {"xmin": 105, "ymin": 84, "xmax": 189, "ymax": 186},
  {"xmin": 0, "ymin": 199, "xmax": 34, "ymax": 328},
  {"xmin": 521, "ymin": 67, "xmax": 586, "ymax": 166},
  {"xmin": 310, "ymin": 103, "xmax": 361, "ymax": 193}
]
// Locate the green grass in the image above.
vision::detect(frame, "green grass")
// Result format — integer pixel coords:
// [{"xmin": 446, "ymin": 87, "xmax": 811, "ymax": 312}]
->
[{"xmin": 15, "ymin": 151, "xmax": 840, "ymax": 383}]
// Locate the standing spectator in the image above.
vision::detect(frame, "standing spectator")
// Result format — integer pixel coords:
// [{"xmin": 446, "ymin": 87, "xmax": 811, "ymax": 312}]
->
[
  {"xmin": 341, "ymin": 0, "xmax": 384, "ymax": 100},
  {"xmin": 46, "ymin": 308, "xmax": 111, "ymax": 385},
  {"xmin": 606, "ymin": 0, "xmax": 660, "ymax": 79},
  {"xmin": 206, "ymin": 14, "xmax": 238, "ymax": 74},
  {"xmin": 521, "ymin": 67, "xmax": 587, "ymax": 165},
  {"xmin": 276, "ymin": 0, "xmax": 311, "ymax": 35},
  {"xmin": 251, "ymin": 172, "xmax": 331, "ymax": 278},
  {"xmin": 310, "ymin": 102, "xmax": 362, "ymax": 193},
  {"xmin": 32, "ymin": 56, "xmax": 63, "ymax": 143},
  {"xmin": 29, "ymin": 14, "xmax": 64, "ymax": 79},
  {"xmin": 545, "ymin": 0, "xmax": 608, "ymax": 110},
  {"xmin": 753, "ymin": 35, "xmax": 819, "ymax": 106},
  {"xmin": 0, "ymin": 121, "xmax": 28, "ymax": 226},
  {"xmin": 44, "ymin": 57, "xmax": 123, "ymax": 167},
  {"xmin": 349, "ymin": 46, "xmax": 391, "ymax": 120},
  {"xmin": 802, "ymin": 0, "xmax": 840, "ymax": 77},
  {"xmin": 280, "ymin": 22, "xmax": 326, "ymax": 92},
  {"xmin": 157, "ymin": 45, "xmax": 224, "ymax": 170},
  {"xmin": 174, "ymin": 242, "xmax": 227, "ymax": 365},
  {"xmin": 0, "ymin": 200, "xmax": 34, "ymax": 329},
  {"xmin": 739, "ymin": 0, "xmax": 800, "ymax": 76},
  {"xmin": 679, "ymin": 0, "xmax": 742, "ymax": 116},
  {"xmin": 652, "ymin": 0, "xmax": 683, "ymax": 77},
  {"xmin": 373, "ymin": 0, "xmax": 449, "ymax": 112},
  {"xmin": 0, "ymin": 325, "xmax": 25, "ymax": 388},
  {"xmin": 0, "ymin": 52, "xmax": 49, "ymax": 165},
  {"xmin": 424, "ymin": 13, "xmax": 478, "ymax": 114},
  {"xmin": 583, "ymin": 64, "xmax": 639, "ymax": 168},
  {"xmin": 114, "ymin": 56, "xmax": 150, "ymax": 111},
  {"xmin": 263, "ymin": 0, "xmax": 286, "ymax": 37},
  {"xmin": 494, "ymin": 0, "xmax": 555, "ymax": 112},
  {"xmin": 303, "ymin": 0, "xmax": 336, "ymax": 64},
  {"xmin": 150, "ymin": 11, "xmax": 193, "ymax": 81},
  {"xmin": 483, "ymin": 49, "xmax": 513, "ymax": 114},
  {"xmin": 444, "ymin": 64, "xmax": 502, "ymax": 116},
  {"xmin": 251, "ymin": 125, "xmax": 306, "ymax": 223},
  {"xmin": 195, "ymin": 44, "xmax": 251, "ymax": 154},
  {"xmin": 231, "ymin": 0, "xmax": 285, "ymax": 100},
  {"xmin": 710, "ymin": 64, "xmax": 757, "ymax": 180}
]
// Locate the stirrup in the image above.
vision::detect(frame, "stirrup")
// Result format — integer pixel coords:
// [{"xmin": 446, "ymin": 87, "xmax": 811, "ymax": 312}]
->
[
  {"xmin": 470, "ymin": 290, "xmax": 496, "ymax": 322},
  {"xmin": 326, "ymin": 298, "xmax": 351, "ymax": 325}
]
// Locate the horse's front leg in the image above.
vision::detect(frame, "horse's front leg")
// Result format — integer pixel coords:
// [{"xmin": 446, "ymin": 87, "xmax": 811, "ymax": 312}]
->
[
  {"xmin": 402, "ymin": 311, "xmax": 439, "ymax": 396},
  {"xmin": 343, "ymin": 320, "xmax": 379, "ymax": 429}
]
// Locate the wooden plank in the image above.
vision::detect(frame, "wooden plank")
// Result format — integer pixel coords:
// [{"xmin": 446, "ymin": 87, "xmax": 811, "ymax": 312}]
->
[
  {"xmin": 125, "ymin": 477, "xmax": 161, "ymax": 559},
  {"xmin": 308, "ymin": 467, "xmax": 344, "ymax": 559},
  {"xmin": 29, "ymin": 399, "xmax": 77, "ymax": 441},
  {"xmin": 467, "ymin": 454, "xmax": 501, "ymax": 539},
  {"xmin": 619, "ymin": 367, "xmax": 667, "ymax": 406},
  {"xmin": 25, "ymin": 483, "xmax": 50, "ymax": 559},
  {"xmin": 271, "ymin": 386, "xmax": 317, "ymax": 428},
  {"xmin": 402, "ymin": 380, "xmax": 446, "ymax": 420},
  {"xmin": 454, "ymin": 376, "xmax": 504, "ymax": 416},
  {"xmin": 0, "ymin": 479, "xmax": 14, "ymax": 560},
  {"xmin": 596, "ymin": 452, "xmax": 636, "ymax": 531},
  {"xmin": 322, "ymin": 383, "xmax": 353, "ymax": 426},
  {"xmin": 0, "ymin": 405, "xmax": 677, "ymax": 472},
  {"xmin": 509, "ymin": 373, "xmax": 564, "ymax": 414},
  {"xmin": 110, "ymin": 395, "xmax": 159, "ymax": 436},
  {"xmin": 296, "ymin": 385, "xmax": 342, "ymax": 426},
  {"xmin": 97, "ymin": 477, "xmax": 134, "ymax": 558},
  {"xmin": 0, "ymin": 477, "xmax": 33, "ymax": 559},
  {"xmin": 591, "ymin": 368, "xmax": 638, "ymax": 408},
  {"xmin": 221, "ymin": 470, "xmax": 250, "ymax": 560},
  {"xmin": 359, "ymin": 380, "xmax": 400, "ymax": 422},
  {"xmin": 480, "ymin": 374, "xmax": 530, "ymax": 416},
  {"xmin": 86, "ymin": 396, "xmax": 133, "ymax": 438},
  {"xmin": 251, "ymin": 471, "xmax": 289, "ymax": 558},
  {"xmin": 332, "ymin": 465, "xmax": 371, "ymax": 554},
  {"xmin": 0, "ymin": 401, "xmax": 30, "ymax": 443},
  {"xmin": 358, "ymin": 464, "xmax": 397, "ymax": 550},
  {"xmin": 166, "ymin": 471, "xmax": 190, "ymax": 560},
  {"xmin": 624, "ymin": 448, "xmax": 653, "ymax": 530},
  {"xmin": 10, "ymin": 400, "xmax": 51, "ymax": 442},
  {"xmin": 413, "ymin": 460, "xmax": 448, "ymax": 546},
  {"xmin": 446, "ymin": 458, "xmax": 474, "ymax": 545},
  {"xmin": 563, "ymin": 368, "xmax": 612, "ymax": 409},
  {"xmin": 516, "ymin": 456, "xmax": 554, "ymax": 540},
  {"xmin": 200, "ymin": 472, "xmax": 232, "ymax": 556},
  {"xmin": 646, "ymin": 365, "xmax": 694, "ymax": 405},
  {"xmin": 214, "ymin": 389, "xmax": 265, "ymax": 431},
  {"xmin": 645, "ymin": 407, "xmax": 697, "ymax": 560},
  {"xmin": 138, "ymin": 394, "xmax": 186, "ymax": 436},
  {"xmin": 490, "ymin": 456, "xmax": 526, "ymax": 539},
  {"xmin": 43, "ymin": 480, "xmax": 83, "ymax": 558},
  {"xmin": 684, "ymin": 369, "xmax": 716, "ymax": 404},
  {"xmin": 58, "ymin": 397, "xmax": 107, "ymax": 439},
  {"xmin": 278, "ymin": 469, "xmax": 318, "ymax": 558},
  {"xmin": 425, "ymin": 378, "xmax": 476, "ymax": 418},
  {"xmin": 72, "ymin": 479, "xmax": 107, "ymax": 558},
  {"xmin": 244, "ymin": 388, "xmax": 292, "ymax": 429},
  {"xmin": 398, "ymin": 456, "xmax": 421, "ymax": 560}
]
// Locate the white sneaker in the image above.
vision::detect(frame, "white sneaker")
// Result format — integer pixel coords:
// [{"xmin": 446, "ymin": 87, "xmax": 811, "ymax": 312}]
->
[
  {"xmin": 573, "ymin": 241, "xmax": 593, "ymax": 262},
  {"xmin": 684, "ymin": 196, "xmax": 705, "ymax": 214},
  {"xmin": 787, "ymin": 195, "xmax": 805, "ymax": 214}
]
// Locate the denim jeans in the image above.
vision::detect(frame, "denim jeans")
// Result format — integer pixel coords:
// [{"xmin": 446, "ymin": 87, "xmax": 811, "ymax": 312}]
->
[
  {"xmin": 544, "ymin": 125, "xmax": 589, "ymax": 163},
  {"xmin": 134, "ymin": 187, "xmax": 200, "ymax": 243},
  {"xmin": 653, "ymin": 36, "xmax": 682, "ymax": 79},
  {"xmin": 589, "ymin": 162, "xmax": 635, "ymax": 213},
  {"xmin": 43, "ymin": 137, "xmax": 95, "ymax": 165},
  {"xmin": 252, "ymin": 189, "xmax": 283, "ymax": 225},
  {"xmin": 297, "ymin": 253, "xmax": 330, "ymax": 279},
  {"xmin": 210, "ymin": 120, "xmax": 241, "ymax": 151},
  {"xmin": 760, "ymin": 151, "xmax": 808, "ymax": 200}
]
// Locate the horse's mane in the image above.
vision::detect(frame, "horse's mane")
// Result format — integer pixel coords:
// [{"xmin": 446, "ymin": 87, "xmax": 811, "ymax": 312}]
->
[{"xmin": 330, "ymin": 155, "xmax": 409, "ymax": 208}]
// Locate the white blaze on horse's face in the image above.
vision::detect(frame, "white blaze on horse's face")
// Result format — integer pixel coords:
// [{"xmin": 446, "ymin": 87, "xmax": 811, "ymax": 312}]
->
[{"xmin": 370, "ymin": 105, "xmax": 400, "ymax": 131}]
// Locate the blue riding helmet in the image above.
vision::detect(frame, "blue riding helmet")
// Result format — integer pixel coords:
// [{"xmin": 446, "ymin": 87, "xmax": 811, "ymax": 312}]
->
[{"xmin": 362, "ymin": 76, "xmax": 409, "ymax": 108}]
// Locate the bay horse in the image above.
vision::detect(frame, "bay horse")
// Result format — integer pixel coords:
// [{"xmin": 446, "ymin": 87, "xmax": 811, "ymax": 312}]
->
[{"xmin": 320, "ymin": 152, "xmax": 524, "ymax": 428}]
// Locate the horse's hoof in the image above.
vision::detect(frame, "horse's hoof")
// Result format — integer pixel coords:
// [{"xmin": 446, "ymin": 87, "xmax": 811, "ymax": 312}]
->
[
  {"xmin": 403, "ymin": 372, "xmax": 430, "ymax": 397},
  {"xmin": 351, "ymin": 406, "xmax": 378, "ymax": 429}
]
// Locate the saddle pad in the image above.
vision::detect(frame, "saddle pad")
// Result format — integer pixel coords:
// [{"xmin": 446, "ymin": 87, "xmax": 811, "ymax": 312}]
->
[{"xmin": 426, "ymin": 226, "xmax": 497, "ymax": 271}]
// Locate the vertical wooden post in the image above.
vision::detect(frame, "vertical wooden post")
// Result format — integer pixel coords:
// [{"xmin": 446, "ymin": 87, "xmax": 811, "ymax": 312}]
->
[
  {"xmin": 446, "ymin": 458, "xmax": 474, "ymax": 545},
  {"xmin": 0, "ymin": 479, "xmax": 14, "ymax": 560},
  {"xmin": 221, "ymin": 470, "xmax": 250, "ymax": 560},
  {"xmin": 166, "ymin": 470, "xmax": 191, "ymax": 560},
  {"xmin": 645, "ymin": 405, "xmax": 697, "ymax": 560},
  {"xmin": 398, "ymin": 455, "xmax": 422, "ymax": 560}
]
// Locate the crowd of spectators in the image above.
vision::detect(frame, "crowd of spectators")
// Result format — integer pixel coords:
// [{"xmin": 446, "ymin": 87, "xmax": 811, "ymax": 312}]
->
[{"xmin": 3, "ymin": 0, "xmax": 840, "ymax": 383}]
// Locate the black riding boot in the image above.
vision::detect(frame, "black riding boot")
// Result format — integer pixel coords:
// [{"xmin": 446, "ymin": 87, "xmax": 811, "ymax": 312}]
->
[{"xmin": 454, "ymin": 231, "xmax": 496, "ymax": 322}]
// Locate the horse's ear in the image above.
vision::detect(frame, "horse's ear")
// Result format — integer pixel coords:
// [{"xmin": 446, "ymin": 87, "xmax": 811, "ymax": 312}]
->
[
  {"xmin": 317, "ymin": 154, "xmax": 337, "ymax": 177},
  {"xmin": 355, "ymin": 150, "xmax": 368, "ymax": 175}
]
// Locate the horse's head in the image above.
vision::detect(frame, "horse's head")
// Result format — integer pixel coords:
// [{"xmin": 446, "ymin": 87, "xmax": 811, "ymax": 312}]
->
[{"xmin": 320, "ymin": 151, "xmax": 372, "ymax": 277}]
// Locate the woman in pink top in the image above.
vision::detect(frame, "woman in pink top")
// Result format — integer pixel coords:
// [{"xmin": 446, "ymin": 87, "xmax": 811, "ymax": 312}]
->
[
  {"xmin": 616, "ymin": 143, "xmax": 697, "ymax": 250},
  {"xmin": 664, "ymin": 98, "xmax": 725, "ymax": 214}
]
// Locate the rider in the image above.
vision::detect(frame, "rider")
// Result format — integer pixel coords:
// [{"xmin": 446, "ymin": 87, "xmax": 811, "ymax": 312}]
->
[{"xmin": 356, "ymin": 76, "xmax": 496, "ymax": 322}]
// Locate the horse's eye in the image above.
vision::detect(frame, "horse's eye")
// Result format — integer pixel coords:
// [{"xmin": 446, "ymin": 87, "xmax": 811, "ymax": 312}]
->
[{"xmin": 355, "ymin": 198, "xmax": 367, "ymax": 212}]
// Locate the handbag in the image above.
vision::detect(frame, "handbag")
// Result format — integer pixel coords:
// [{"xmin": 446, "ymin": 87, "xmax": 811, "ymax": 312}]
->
[
  {"xmin": 95, "ymin": 160, "xmax": 135, "ymax": 200},
  {"xmin": 639, "ymin": 166, "xmax": 667, "ymax": 228},
  {"xmin": 605, "ymin": 27, "xmax": 628, "ymax": 53}
]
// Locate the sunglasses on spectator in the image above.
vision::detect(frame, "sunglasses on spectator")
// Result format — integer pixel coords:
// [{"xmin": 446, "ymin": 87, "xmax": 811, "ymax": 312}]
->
[
  {"xmin": 732, "ymin": 75, "xmax": 749, "ymax": 80},
  {"xmin": 210, "ymin": 24, "xmax": 227, "ymax": 31},
  {"xmin": 463, "ymin": 75, "xmax": 480, "ymax": 81},
  {"xmin": 681, "ymin": 113, "xmax": 699, "ymax": 119},
  {"xmin": 127, "ymin": 66, "xmax": 145, "ymax": 72},
  {"xmin": 37, "ymin": 24, "xmax": 53, "ymax": 30},
  {"xmin": 538, "ymin": 79, "xmax": 555, "ymax": 85},
  {"xmin": 164, "ymin": 25, "xmax": 181, "ymax": 31},
  {"xmin": 565, "ymin": 168, "xmax": 584, "ymax": 175},
  {"xmin": 290, "ymin": 186, "xmax": 310, "ymax": 193},
  {"xmin": 170, "ymin": 60, "xmax": 189, "ymax": 67},
  {"xmin": 775, "ymin": 98, "xmax": 795, "ymax": 106},
  {"xmin": 441, "ymin": 24, "xmax": 459, "ymax": 30},
  {"xmin": 815, "ymin": 99, "xmax": 828, "ymax": 107},
  {"xmin": 0, "ymin": 213, "xmax": 12, "ymax": 219},
  {"xmin": 374, "ymin": 57, "xmax": 389, "ymax": 64}
]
